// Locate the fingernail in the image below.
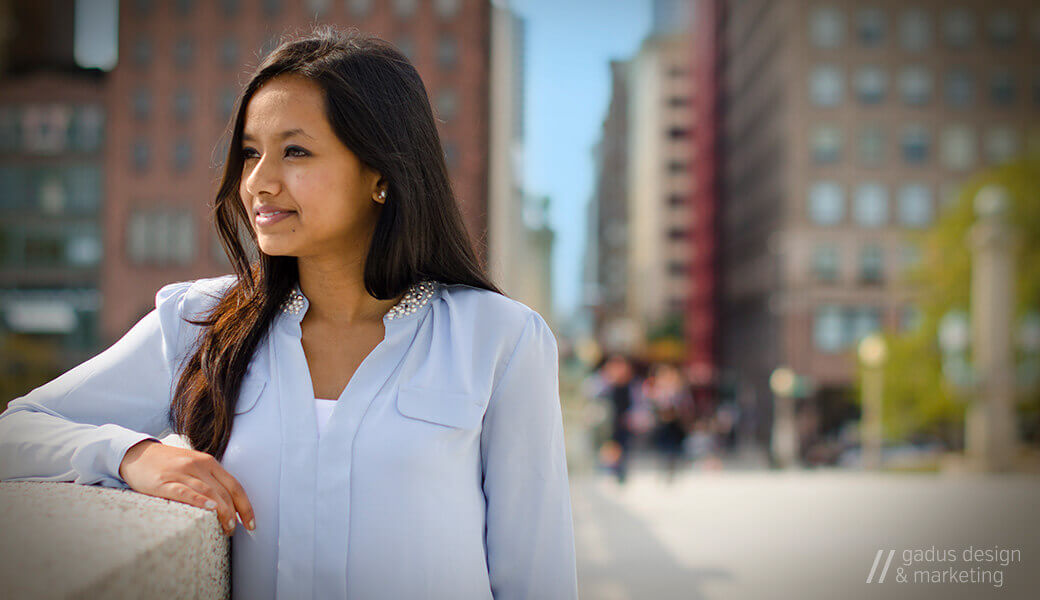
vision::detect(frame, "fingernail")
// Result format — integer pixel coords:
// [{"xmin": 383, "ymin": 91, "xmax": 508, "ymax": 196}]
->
[
  {"xmin": 227, "ymin": 518, "xmax": 235, "ymax": 530},
  {"xmin": 204, "ymin": 500, "xmax": 217, "ymax": 510},
  {"xmin": 248, "ymin": 518, "xmax": 255, "ymax": 531}
]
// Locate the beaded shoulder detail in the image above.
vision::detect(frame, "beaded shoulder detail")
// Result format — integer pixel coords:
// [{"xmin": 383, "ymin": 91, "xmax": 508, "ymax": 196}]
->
[{"xmin": 279, "ymin": 279, "xmax": 438, "ymax": 320}]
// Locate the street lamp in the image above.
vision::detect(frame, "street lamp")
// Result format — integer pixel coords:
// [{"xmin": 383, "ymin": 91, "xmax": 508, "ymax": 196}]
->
[
  {"xmin": 769, "ymin": 367, "xmax": 799, "ymax": 469},
  {"xmin": 858, "ymin": 334, "xmax": 887, "ymax": 470},
  {"xmin": 936, "ymin": 184, "xmax": 1020, "ymax": 471}
]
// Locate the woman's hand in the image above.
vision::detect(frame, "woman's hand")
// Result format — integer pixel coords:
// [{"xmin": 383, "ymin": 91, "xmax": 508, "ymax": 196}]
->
[{"xmin": 119, "ymin": 439, "xmax": 255, "ymax": 536}]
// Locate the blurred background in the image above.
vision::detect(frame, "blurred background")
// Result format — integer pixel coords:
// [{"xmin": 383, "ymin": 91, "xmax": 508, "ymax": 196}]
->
[{"xmin": 1, "ymin": 0, "xmax": 1038, "ymax": 598}]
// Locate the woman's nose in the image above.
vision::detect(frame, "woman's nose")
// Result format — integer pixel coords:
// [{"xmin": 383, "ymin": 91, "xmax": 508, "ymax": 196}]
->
[{"xmin": 244, "ymin": 155, "xmax": 282, "ymax": 197}]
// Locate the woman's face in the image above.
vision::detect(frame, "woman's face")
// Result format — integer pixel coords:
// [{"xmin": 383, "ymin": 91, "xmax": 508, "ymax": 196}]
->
[{"xmin": 239, "ymin": 74, "xmax": 385, "ymax": 258}]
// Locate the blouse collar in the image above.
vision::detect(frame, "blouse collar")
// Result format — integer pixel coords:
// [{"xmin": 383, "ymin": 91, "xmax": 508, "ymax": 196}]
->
[{"xmin": 277, "ymin": 279, "xmax": 441, "ymax": 327}]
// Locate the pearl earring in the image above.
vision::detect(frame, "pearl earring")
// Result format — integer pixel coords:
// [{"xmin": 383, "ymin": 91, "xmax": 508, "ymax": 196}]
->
[{"xmin": 378, "ymin": 189, "xmax": 387, "ymax": 201}]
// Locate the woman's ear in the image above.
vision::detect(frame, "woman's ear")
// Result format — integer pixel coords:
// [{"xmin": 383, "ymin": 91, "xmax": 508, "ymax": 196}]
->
[{"xmin": 372, "ymin": 174, "xmax": 388, "ymax": 205}]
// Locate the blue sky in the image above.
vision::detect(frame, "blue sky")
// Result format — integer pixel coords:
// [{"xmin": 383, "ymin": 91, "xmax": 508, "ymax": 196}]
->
[
  {"xmin": 510, "ymin": 0, "xmax": 651, "ymax": 321},
  {"xmin": 74, "ymin": 0, "xmax": 653, "ymax": 320}
]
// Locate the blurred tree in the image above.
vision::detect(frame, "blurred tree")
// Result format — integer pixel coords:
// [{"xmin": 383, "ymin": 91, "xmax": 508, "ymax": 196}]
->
[
  {"xmin": 861, "ymin": 157, "xmax": 1040, "ymax": 447},
  {"xmin": 0, "ymin": 333, "xmax": 65, "ymax": 413}
]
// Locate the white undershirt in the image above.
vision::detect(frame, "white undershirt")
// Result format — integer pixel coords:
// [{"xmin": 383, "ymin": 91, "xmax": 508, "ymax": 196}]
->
[{"xmin": 315, "ymin": 398, "xmax": 336, "ymax": 438}]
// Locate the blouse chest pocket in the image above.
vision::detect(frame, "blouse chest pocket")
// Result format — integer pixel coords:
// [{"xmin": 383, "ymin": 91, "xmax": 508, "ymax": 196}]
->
[
  {"xmin": 234, "ymin": 376, "xmax": 267, "ymax": 415},
  {"xmin": 396, "ymin": 384, "xmax": 487, "ymax": 430}
]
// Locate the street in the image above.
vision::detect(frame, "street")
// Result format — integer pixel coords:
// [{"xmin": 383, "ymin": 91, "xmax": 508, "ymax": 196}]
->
[{"xmin": 570, "ymin": 458, "xmax": 1040, "ymax": 600}]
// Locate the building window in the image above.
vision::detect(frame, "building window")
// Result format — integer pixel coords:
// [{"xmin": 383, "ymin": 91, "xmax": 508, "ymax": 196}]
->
[
  {"xmin": 858, "ymin": 126, "xmax": 886, "ymax": 166},
  {"xmin": 940, "ymin": 125, "xmax": 976, "ymax": 170},
  {"xmin": 849, "ymin": 306, "xmax": 882, "ymax": 345},
  {"xmin": 813, "ymin": 305, "xmax": 845, "ymax": 353},
  {"xmin": 901, "ymin": 124, "xmax": 930, "ymax": 164},
  {"xmin": 132, "ymin": 87, "xmax": 152, "ymax": 120},
  {"xmin": 71, "ymin": 105, "xmax": 104, "ymax": 152},
  {"xmin": 305, "ymin": 0, "xmax": 331, "ymax": 17},
  {"xmin": 811, "ymin": 243, "xmax": 840, "ymax": 282},
  {"xmin": 23, "ymin": 104, "xmax": 73, "ymax": 155},
  {"xmin": 899, "ymin": 8, "xmax": 931, "ymax": 51},
  {"xmin": 133, "ymin": 0, "xmax": 153, "ymax": 17},
  {"xmin": 899, "ymin": 66, "xmax": 932, "ymax": 105},
  {"xmin": 437, "ymin": 35, "xmax": 458, "ymax": 68},
  {"xmin": 856, "ymin": 7, "xmax": 885, "ymax": 46},
  {"xmin": 218, "ymin": 87, "xmax": 237, "ymax": 123},
  {"xmin": 66, "ymin": 166, "xmax": 102, "ymax": 214},
  {"xmin": 173, "ymin": 89, "xmax": 193, "ymax": 121},
  {"xmin": 859, "ymin": 244, "xmax": 884, "ymax": 284},
  {"xmin": 985, "ymin": 126, "xmax": 1018, "ymax": 164},
  {"xmin": 434, "ymin": 89, "xmax": 458, "ymax": 122},
  {"xmin": 667, "ymin": 96, "xmax": 691, "ymax": 107},
  {"xmin": 173, "ymin": 139, "xmax": 191, "ymax": 172},
  {"xmin": 853, "ymin": 182, "xmax": 888, "ymax": 227},
  {"xmin": 809, "ymin": 6, "xmax": 845, "ymax": 48},
  {"xmin": 434, "ymin": 0, "xmax": 461, "ymax": 18},
  {"xmin": 667, "ymin": 261, "xmax": 688, "ymax": 276},
  {"xmin": 808, "ymin": 181, "xmax": 844, "ymax": 225},
  {"xmin": 132, "ymin": 139, "xmax": 150, "ymax": 172},
  {"xmin": 667, "ymin": 193, "xmax": 686, "ymax": 206},
  {"xmin": 811, "ymin": 125, "xmax": 842, "ymax": 163},
  {"xmin": 132, "ymin": 38, "xmax": 153, "ymax": 67},
  {"xmin": 395, "ymin": 35, "xmax": 415, "ymax": 62},
  {"xmin": 988, "ymin": 10, "xmax": 1017, "ymax": 46},
  {"xmin": 348, "ymin": 0, "xmax": 373, "ymax": 17},
  {"xmin": 219, "ymin": 0, "xmax": 240, "ymax": 16},
  {"xmin": 219, "ymin": 37, "xmax": 239, "ymax": 68},
  {"xmin": 990, "ymin": 68, "xmax": 1015, "ymax": 105},
  {"xmin": 897, "ymin": 183, "xmax": 934, "ymax": 227},
  {"xmin": 945, "ymin": 68, "xmax": 974, "ymax": 107},
  {"xmin": 174, "ymin": 36, "xmax": 195, "ymax": 69},
  {"xmin": 443, "ymin": 140, "xmax": 458, "ymax": 170},
  {"xmin": 126, "ymin": 209, "xmax": 195, "ymax": 265},
  {"xmin": 0, "ymin": 106, "xmax": 20, "ymax": 152},
  {"xmin": 943, "ymin": 8, "xmax": 975, "ymax": 48},
  {"xmin": 667, "ymin": 160, "xmax": 688, "ymax": 174},
  {"xmin": 261, "ymin": 0, "xmax": 281, "ymax": 17},
  {"xmin": 855, "ymin": 66, "xmax": 886, "ymax": 104},
  {"xmin": 667, "ymin": 227, "xmax": 688, "ymax": 240},
  {"xmin": 810, "ymin": 65, "xmax": 843, "ymax": 107},
  {"xmin": 667, "ymin": 127, "xmax": 691, "ymax": 139},
  {"xmin": 393, "ymin": 0, "xmax": 418, "ymax": 18}
]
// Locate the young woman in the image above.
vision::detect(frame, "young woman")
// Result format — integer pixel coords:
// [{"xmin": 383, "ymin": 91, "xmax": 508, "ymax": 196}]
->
[{"xmin": 0, "ymin": 27, "xmax": 578, "ymax": 600}]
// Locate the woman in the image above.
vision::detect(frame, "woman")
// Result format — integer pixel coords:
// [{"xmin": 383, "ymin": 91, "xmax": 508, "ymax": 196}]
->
[{"xmin": 0, "ymin": 27, "xmax": 578, "ymax": 600}]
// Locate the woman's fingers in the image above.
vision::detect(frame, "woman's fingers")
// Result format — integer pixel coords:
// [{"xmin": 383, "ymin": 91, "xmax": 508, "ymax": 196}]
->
[
  {"xmin": 180, "ymin": 474, "xmax": 239, "ymax": 536},
  {"xmin": 208, "ymin": 464, "xmax": 256, "ymax": 532}
]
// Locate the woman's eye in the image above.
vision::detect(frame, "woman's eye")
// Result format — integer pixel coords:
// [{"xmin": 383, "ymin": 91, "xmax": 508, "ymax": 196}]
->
[
  {"xmin": 241, "ymin": 147, "xmax": 308, "ymax": 159},
  {"xmin": 286, "ymin": 146, "xmax": 308, "ymax": 157}
]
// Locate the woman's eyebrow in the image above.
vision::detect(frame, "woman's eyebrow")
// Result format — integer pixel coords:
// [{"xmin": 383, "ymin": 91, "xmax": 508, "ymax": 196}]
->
[{"xmin": 242, "ymin": 128, "xmax": 315, "ymax": 141}]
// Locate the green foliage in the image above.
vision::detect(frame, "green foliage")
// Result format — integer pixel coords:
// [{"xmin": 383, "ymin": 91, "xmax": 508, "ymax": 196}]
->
[{"xmin": 864, "ymin": 157, "xmax": 1040, "ymax": 445}]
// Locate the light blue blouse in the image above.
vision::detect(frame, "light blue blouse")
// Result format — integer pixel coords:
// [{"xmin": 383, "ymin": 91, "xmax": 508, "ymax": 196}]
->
[{"xmin": 0, "ymin": 274, "xmax": 579, "ymax": 600}]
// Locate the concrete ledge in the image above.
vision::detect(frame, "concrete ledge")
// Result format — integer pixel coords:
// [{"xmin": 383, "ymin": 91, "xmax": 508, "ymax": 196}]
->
[{"xmin": 0, "ymin": 481, "xmax": 229, "ymax": 599}]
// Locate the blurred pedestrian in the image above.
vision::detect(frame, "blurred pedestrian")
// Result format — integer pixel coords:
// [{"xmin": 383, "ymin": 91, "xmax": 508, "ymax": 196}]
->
[{"xmin": 644, "ymin": 363, "xmax": 693, "ymax": 482}]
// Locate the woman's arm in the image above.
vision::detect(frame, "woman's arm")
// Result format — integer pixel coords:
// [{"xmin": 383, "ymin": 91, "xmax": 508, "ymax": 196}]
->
[
  {"xmin": 479, "ymin": 312, "xmax": 579, "ymax": 600},
  {"xmin": 0, "ymin": 280, "xmax": 197, "ymax": 489}
]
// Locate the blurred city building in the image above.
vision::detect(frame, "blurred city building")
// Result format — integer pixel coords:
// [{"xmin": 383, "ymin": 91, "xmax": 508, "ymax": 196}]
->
[
  {"xmin": 486, "ymin": 0, "xmax": 554, "ymax": 324},
  {"xmin": 0, "ymin": 0, "xmax": 106, "ymax": 373},
  {"xmin": 696, "ymin": 0, "xmax": 1040, "ymax": 448},
  {"xmin": 102, "ymin": 0, "xmax": 496, "ymax": 340},
  {"xmin": 589, "ymin": 0, "xmax": 695, "ymax": 359}
]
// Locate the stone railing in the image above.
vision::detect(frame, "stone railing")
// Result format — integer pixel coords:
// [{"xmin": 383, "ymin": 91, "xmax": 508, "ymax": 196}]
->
[{"xmin": 0, "ymin": 480, "xmax": 229, "ymax": 599}]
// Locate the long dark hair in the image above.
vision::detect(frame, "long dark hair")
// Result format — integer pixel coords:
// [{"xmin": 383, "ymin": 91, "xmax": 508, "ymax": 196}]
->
[{"xmin": 171, "ymin": 26, "xmax": 502, "ymax": 460}]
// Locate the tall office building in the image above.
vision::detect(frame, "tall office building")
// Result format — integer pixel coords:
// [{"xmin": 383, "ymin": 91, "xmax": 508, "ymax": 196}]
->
[
  {"xmin": 696, "ymin": 0, "xmax": 1040, "ymax": 446},
  {"xmin": 0, "ymin": 0, "xmax": 107, "ymax": 369},
  {"xmin": 103, "ymin": 0, "xmax": 493, "ymax": 339}
]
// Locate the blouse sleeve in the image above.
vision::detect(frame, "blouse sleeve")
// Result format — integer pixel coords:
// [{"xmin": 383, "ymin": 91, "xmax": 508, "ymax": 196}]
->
[
  {"xmin": 479, "ymin": 312, "xmax": 579, "ymax": 600},
  {"xmin": 0, "ymin": 280, "xmax": 196, "ymax": 489}
]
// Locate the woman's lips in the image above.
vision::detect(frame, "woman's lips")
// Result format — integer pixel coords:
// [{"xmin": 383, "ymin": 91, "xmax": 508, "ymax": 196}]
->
[{"xmin": 255, "ymin": 210, "xmax": 296, "ymax": 226}]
